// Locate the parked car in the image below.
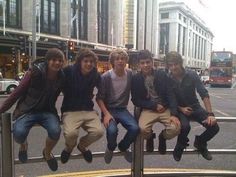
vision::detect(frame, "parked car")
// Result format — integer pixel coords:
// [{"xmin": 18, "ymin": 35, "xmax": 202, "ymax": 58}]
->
[
  {"xmin": 200, "ymin": 75, "xmax": 210, "ymax": 85},
  {"xmin": 0, "ymin": 78, "xmax": 19, "ymax": 94}
]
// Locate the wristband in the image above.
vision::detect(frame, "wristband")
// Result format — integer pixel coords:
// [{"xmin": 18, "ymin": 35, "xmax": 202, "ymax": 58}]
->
[{"xmin": 207, "ymin": 112, "xmax": 215, "ymax": 116}]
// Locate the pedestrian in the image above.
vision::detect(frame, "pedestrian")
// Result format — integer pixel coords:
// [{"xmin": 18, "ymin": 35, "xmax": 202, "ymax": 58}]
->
[
  {"xmin": 96, "ymin": 49, "xmax": 139, "ymax": 164},
  {"xmin": 165, "ymin": 51, "xmax": 219, "ymax": 161},
  {"xmin": 131, "ymin": 49, "xmax": 180, "ymax": 154},
  {"xmin": 60, "ymin": 48, "xmax": 103, "ymax": 164},
  {"xmin": 0, "ymin": 48, "xmax": 65, "ymax": 171}
]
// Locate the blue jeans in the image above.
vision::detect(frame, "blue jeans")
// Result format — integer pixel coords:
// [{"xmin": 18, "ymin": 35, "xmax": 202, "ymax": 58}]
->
[
  {"xmin": 13, "ymin": 112, "xmax": 61, "ymax": 144},
  {"xmin": 177, "ymin": 104, "xmax": 219, "ymax": 147},
  {"xmin": 105, "ymin": 108, "xmax": 139, "ymax": 151}
]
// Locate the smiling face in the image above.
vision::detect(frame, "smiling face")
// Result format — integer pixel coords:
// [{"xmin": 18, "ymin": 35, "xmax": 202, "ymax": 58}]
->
[
  {"xmin": 47, "ymin": 57, "xmax": 64, "ymax": 72},
  {"xmin": 80, "ymin": 56, "xmax": 96, "ymax": 75},
  {"xmin": 139, "ymin": 58, "xmax": 153, "ymax": 76},
  {"xmin": 167, "ymin": 62, "xmax": 183, "ymax": 76}
]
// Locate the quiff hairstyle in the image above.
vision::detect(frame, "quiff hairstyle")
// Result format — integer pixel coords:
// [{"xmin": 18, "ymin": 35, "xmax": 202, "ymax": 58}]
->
[{"xmin": 109, "ymin": 49, "xmax": 129, "ymax": 68}]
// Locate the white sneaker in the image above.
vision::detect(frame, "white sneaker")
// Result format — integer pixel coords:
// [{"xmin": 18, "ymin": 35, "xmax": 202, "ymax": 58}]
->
[
  {"xmin": 104, "ymin": 148, "xmax": 113, "ymax": 164},
  {"xmin": 124, "ymin": 150, "xmax": 132, "ymax": 163}
]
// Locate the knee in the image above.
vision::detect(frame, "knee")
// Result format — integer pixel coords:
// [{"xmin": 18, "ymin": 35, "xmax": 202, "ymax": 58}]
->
[
  {"xmin": 64, "ymin": 129, "xmax": 78, "ymax": 141},
  {"xmin": 13, "ymin": 127, "xmax": 28, "ymax": 144},
  {"xmin": 92, "ymin": 127, "xmax": 104, "ymax": 139},
  {"xmin": 48, "ymin": 126, "xmax": 61, "ymax": 141},
  {"xmin": 181, "ymin": 123, "xmax": 191, "ymax": 134},
  {"xmin": 107, "ymin": 125, "xmax": 118, "ymax": 136},
  {"xmin": 210, "ymin": 123, "xmax": 220, "ymax": 134},
  {"xmin": 129, "ymin": 125, "xmax": 140, "ymax": 136}
]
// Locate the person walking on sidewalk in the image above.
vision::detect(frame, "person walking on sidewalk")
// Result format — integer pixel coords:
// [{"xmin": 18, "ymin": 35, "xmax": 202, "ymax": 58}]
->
[
  {"xmin": 0, "ymin": 48, "xmax": 65, "ymax": 171},
  {"xmin": 131, "ymin": 49, "xmax": 180, "ymax": 154},
  {"xmin": 97, "ymin": 49, "xmax": 139, "ymax": 164},
  {"xmin": 60, "ymin": 48, "xmax": 103, "ymax": 164}
]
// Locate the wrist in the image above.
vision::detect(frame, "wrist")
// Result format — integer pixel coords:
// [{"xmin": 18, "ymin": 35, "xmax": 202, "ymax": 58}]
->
[{"xmin": 207, "ymin": 112, "xmax": 215, "ymax": 116}]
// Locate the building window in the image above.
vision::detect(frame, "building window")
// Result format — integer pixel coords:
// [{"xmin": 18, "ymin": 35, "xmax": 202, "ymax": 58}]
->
[
  {"xmin": 71, "ymin": 0, "xmax": 88, "ymax": 40},
  {"xmin": 183, "ymin": 17, "xmax": 186, "ymax": 23},
  {"xmin": 182, "ymin": 27, "xmax": 186, "ymax": 56},
  {"xmin": 178, "ymin": 13, "xmax": 181, "ymax": 20},
  {"xmin": 97, "ymin": 0, "xmax": 108, "ymax": 44},
  {"xmin": 40, "ymin": 0, "xmax": 59, "ymax": 34},
  {"xmin": 177, "ymin": 24, "xmax": 181, "ymax": 53},
  {"xmin": 161, "ymin": 12, "xmax": 169, "ymax": 19},
  {"xmin": 159, "ymin": 23, "xmax": 169, "ymax": 54},
  {"xmin": 0, "ymin": 0, "xmax": 21, "ymax": 28}
]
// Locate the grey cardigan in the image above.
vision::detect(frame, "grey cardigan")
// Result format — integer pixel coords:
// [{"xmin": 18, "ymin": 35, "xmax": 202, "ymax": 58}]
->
[{"xmin": 97, "ymin": 69, "xmax": 132, "ymax": 109}]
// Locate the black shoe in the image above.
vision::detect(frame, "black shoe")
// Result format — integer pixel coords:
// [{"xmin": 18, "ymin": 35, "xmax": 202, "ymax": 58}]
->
[
  {"xmin": 77, "ymin": 144, "xmax": 93, "ymax": 163},
  {"xmin": 158, "ymin": 132, "xmax": 166, "ymax": 154},
  {"xmin": 18, "ymin": 150, "xmax": 28, "ymax": 163},
  {"xmin": 173, "ymin": 146, "xmax": 184, "ymax": 161},
  {"xmin": 146, "ymin": 133, "xmax": 156, "ymax": 152},
  {"xmin": 194, "ymin": 136, "xmax": 212, "ymax": 161},
  {"xmin": 60, "ymin": 149, "xmax": 71, "ymax": 164},
  {"xmin": 42, "ymin": 150, "xmax": 58, "ymax": 171}
]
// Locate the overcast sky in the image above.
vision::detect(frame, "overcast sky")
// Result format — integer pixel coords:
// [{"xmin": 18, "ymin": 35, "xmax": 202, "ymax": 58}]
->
[{"xmin": 180, "ymin": 0, "xmax": 235, "ymax": 53}]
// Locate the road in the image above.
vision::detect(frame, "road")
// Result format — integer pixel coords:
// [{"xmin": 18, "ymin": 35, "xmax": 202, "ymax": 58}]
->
[{"xmin": 1, "ymin": 87, "xmax": 236, "ymax": 177}]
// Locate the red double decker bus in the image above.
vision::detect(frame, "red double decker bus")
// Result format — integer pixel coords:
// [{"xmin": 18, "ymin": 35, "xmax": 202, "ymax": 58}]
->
[{"xmin": 209, "ymin": 51, "xmax": 233, "ymax": 87}]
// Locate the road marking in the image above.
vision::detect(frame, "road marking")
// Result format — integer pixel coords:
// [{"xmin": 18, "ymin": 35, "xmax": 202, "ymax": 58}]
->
[
  {"xmin": 215, "ymin": 109, "xmax": 230, "ymax": 116},
  {"xmin": 38, "ymin": 168, "xmax": 236, "ymax": 177}
]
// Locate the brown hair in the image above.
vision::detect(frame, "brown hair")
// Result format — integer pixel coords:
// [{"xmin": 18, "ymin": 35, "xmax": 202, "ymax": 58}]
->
[
  {"xmin": 45, "ymin": 48, "xmax": 65, "ymax": 61},
  {"xmin": 165, "ymin": 51, "xmax": 183, "ymax": 65},
  {"xmin": 137, "ymin": 50, "xmax": 153, "ymax": 62},
  {"xmin": 109, "ymin": 49, "xmax": 129, "ymax": 68},
  {"xmin": 75, "ymin": 48, "xmax": 98, "ymax": 67}
]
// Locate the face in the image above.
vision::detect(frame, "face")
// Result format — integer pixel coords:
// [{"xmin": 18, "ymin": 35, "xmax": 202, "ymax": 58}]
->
[
  {"xmin": 113, "ymin": 56, "xmax": 127, "ymax": 71},
  {"xmin": 139, "ymin": 58, "xmax": 153, "ymax": 75},
  {"xmin": 81, "ymin": 56, "xmax": 96, "ymax": 75},
  {"xmin": 167, "ymin": 62, "xmax": 183, "ymax": 76},
  {"xmin": 47, "ymin": 58, "xmax": 64, "ymax": 72}
]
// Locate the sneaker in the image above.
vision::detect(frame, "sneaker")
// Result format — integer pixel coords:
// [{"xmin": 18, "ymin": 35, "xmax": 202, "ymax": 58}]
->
[
  {"xmin": 104, "ymin": 148, "xmax": 113, "ymax": 164},
  {"xmin": 123, "ymin": 150, "xmax": 132, "ymax": 163},
  {"xmin": 146, "ymin": 133, "xmax": 156, "ymax": 152},
  {"xmin": 60, "ymin": 149, "xmax": 71, "ymax": 164},
  {"xmin": 42, "ymin": 149, "xmax": 58, "ymax": 171},
  {"xmin": 158, "ymin": 132, "xmax": 166, "ymax": 154},
  {"xmin": 194, "ymin": 136, "xmax": 212, "ymax": 161},
  {"xmin": 77, "ymin": 144, "xmax": 93, "ymax": 163},
  {"xmin": 173, "ymin": 146, "xmax": 184, "ymax": 161}
]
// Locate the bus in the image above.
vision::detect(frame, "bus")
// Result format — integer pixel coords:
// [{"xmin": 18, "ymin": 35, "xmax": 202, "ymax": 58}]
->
[{"xmin": 209, "ymin": 51, "xmax": 233, "ymax": 87}]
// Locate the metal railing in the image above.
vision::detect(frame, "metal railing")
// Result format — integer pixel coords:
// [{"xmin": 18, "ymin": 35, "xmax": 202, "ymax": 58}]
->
[{"xmin": 1, "ymin": 113, "xmax": 236, "ymax": 177}]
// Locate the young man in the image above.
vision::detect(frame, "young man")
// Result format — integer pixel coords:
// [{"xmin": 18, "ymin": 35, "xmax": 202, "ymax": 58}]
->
[
  {"xmin": 131, "ymin": 50, "xmax": 180, "ymax": 154},
  {"xmin": 60, "ymin": 48, "xmax": 103, "ymax": 164},
  {"xmin": 165, "ymin": 51, "xmax": 219, "ymax": 161},
  {"xmin": 0, "ymin": 48, "xmax": 65, "ymax": 171},
  {"xmin": 96, "ymin": 49, "xmax": 139, "ymax": 164}
]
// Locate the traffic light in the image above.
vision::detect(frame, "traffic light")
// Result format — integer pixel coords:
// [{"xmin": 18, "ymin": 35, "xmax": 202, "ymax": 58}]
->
[
  {"xmin": 19, "ymin": 36, "xmax": 26, "ymax": 56},
  {"xmin": 11, "ymin": 47, "xmax": 16, "ymax": 62},
  {"xmin": 59, "ymin": 41, "xmax": 67, "ymax": 53},
  {"xmin": 68, "ymin": 41, "xmax": 75, "ymax": 51}
]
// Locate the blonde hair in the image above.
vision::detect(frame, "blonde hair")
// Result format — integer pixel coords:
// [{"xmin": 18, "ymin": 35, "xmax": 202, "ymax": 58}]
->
[{"xmin": 109, "ymin": 49, "xmax": 129, "ymax": 68}]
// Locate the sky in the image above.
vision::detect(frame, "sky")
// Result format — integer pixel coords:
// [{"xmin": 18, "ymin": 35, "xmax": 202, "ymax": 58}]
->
[{"xmin": 181, "ymin": 0, "xmax": 236, "ymax": 53}]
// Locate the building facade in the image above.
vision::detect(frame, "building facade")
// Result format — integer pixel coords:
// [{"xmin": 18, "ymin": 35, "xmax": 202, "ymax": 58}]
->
[
  {"xmin": 0, "ymin": 0, "xmax": 127, "ymax": 78},
  {"xmin": 159, "ymin": 1, "xmax": 214, "ymax": 69}
]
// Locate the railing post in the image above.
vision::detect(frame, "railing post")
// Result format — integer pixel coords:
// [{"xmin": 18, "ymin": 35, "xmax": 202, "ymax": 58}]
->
[
  {"xmin": 131, "ymin": 107, "xmax": 144, "ymax": 177},
  {"xmin": 1, "ymin": 113, "xmax": 14, "ymax": 177}
]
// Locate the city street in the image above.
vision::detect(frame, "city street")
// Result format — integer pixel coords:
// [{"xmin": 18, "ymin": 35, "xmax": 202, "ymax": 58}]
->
[{"xmin": 1, "ymin": 87, "xmax": 236, "ymax": 177}]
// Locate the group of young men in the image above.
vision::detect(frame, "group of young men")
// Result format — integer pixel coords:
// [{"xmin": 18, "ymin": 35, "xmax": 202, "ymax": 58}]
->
[{"xmin": 0, "ymin": 48, "xmax": 219, "ymax": 171}]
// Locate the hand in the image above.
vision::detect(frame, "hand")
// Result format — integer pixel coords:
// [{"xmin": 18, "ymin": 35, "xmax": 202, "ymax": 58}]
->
[
  {"xmin": 157, "ymin": 104, "xmax": 166, "ymax": 113},
  {"xmin": 202, "ymin": 116, "xmax": 217, "ymax": 126},
  {"xmin": 179, "ymin": 106, "xmax": 193, "ymax": 116},
  {"xmin": 103, "ymin": 113, "xmax": 113, "ymax": 128},
  {"xmin": 170, "ymin": 116, "xmax": 181, "ymax": 128}
]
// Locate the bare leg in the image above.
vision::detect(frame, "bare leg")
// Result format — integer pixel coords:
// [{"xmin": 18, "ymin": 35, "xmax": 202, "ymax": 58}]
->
[{"xmin": 43, "ymin": 137, "xmax": 58, "ymax": 160}]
